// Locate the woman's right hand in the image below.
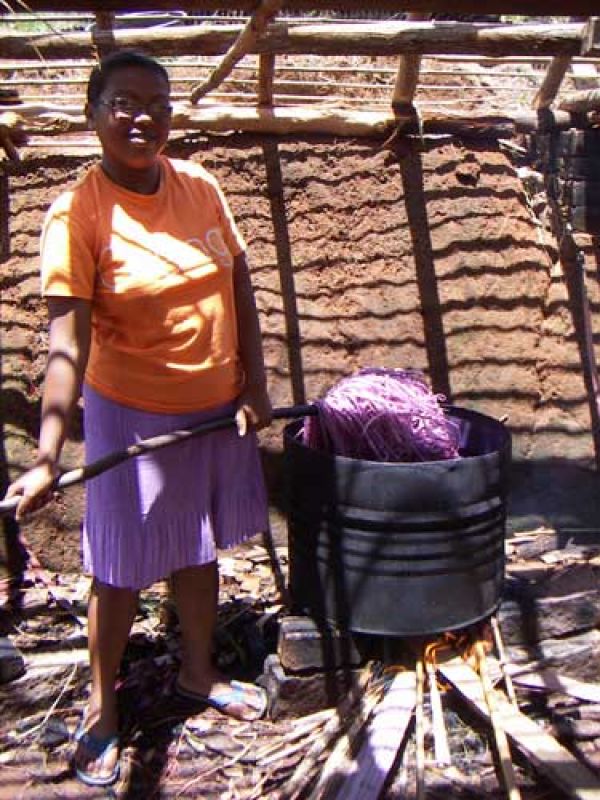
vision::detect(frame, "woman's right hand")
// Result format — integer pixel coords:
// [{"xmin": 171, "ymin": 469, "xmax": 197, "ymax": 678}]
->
[{"xmin": 4, "ymin": 459, "xmax": 59, "ymax": 521}]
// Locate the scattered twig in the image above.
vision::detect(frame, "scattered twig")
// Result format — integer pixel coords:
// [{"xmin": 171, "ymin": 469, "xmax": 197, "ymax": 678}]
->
[{"xmin": 12, "ymin": 662, "xmax": 78, "ymax": 742}]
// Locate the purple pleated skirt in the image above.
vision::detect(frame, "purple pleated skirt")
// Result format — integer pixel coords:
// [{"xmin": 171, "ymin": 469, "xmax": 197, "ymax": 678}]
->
[{"xmin": 82, "ymin": 384, "xmax": 269, "ymax": 590}]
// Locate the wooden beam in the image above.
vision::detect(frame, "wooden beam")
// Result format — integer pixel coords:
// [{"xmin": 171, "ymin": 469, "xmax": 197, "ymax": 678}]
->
[
  {"xmin": 0, "ymin": 21, "xmax": 587, "ymax": 61},
  {"xmin": 14, "ymin": 103, "xmax": 579, "ymax": 138},
  {"xmin": 559, "ymin": 88, "xmax": 600, "ymax": 111},
  {"xmin": 7, "ymin": 2, "xmax": 600, "ymax": 17}
]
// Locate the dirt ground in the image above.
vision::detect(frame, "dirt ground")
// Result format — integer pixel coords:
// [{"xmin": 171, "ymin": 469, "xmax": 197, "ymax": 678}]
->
[{"xmin": 2, "ymin": 130, "xmax": 600, "ymax": 575}]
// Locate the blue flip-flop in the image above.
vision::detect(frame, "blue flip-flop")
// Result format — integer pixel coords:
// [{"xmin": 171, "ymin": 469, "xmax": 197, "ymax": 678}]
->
[
  {"xmin": 175, "ymin": 679, "xmax": 268, "ymax": 722},
  {"xmin": 73, "ymin": 723, "xmax": 120, "ymax": 787}
]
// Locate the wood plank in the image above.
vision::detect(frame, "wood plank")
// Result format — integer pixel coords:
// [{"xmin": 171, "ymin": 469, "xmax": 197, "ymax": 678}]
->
[
  {"xmin": 439, "ymin": 655, "xmax": 600, "ymax": 800},
  {"xmin": 508, "ymin": 666, "xmax": 600, "ymax": 703},
  {"xmin": 328, "ymin": 670, "xmax": 417, "ymax": 800}
]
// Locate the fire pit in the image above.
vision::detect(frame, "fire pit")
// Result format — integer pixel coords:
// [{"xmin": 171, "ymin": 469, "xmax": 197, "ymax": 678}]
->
[{"xmin": 284, "ymin": 406, "xmax": 511, "ymax": 637}]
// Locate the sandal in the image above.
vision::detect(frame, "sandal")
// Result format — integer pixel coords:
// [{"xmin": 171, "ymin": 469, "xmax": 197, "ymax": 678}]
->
[
  {"xmin": 73, "ymin": 722, "xmax": 120, "ymax": 787},
  {"xmin": 174, "ymin": 679, "xmax": 268, "ymax": 722}
]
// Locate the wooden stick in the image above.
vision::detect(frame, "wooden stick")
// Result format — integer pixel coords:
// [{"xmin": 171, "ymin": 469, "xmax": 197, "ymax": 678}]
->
[
  {"xmin": 415, "ymin": 652, "xmax": 426, "ymax": 800},
  {"xmin": 190, "ymin": 0, "xmax": 283, "ymax": 103},
  {"xmin": 474, "ymin": 640, "xmax": 522, "ymax": 800},
  {"xmin": 490, "ymin": 616, "xmax": 518, "ymax": 708},
  {"xmin": 0, "ymin": 403, "xmax": 316, "ymax": 516},
  {"xmin": 426, "ymin": 658, "xmax": 451, "ymax": 766}
]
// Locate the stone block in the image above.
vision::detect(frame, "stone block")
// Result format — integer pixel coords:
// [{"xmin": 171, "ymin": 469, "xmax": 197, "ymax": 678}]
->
[
  {"xmin": 0, "ymin": 637, "xmax": 25, "ymax": 684},
  {"xmin": 259, "ymin": 653, "xmax": 363, "ymax": 720},
  {"xmin": 277, "ymin": 615, "xmax": 366, "ymax": 674},
  {"xmin": 498, "ymin": 590, "xmax": 600, "ymax": 645}
]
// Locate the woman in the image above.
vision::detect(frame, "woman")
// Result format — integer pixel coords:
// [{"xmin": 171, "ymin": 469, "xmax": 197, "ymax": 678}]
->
[{"xmin": 4, "ymin": 50, "xmax": 271, "ymax": 787}]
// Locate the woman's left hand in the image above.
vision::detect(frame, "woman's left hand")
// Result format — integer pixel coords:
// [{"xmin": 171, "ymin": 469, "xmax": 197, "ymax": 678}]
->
[{"xmin": 235, "ymin": 385, "xmax": 272, "ymax": 436}]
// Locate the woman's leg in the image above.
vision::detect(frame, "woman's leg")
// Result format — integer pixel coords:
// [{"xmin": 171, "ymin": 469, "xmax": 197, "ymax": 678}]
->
[
  {"xmin": 171, "ymin": 562, "xmax": 218, "ymax": 693},
  {"xmin": 74, "ymin": 578, "xmax": 138, "ymax": 780},
  {"xmin": 171, "ymin": 563, "xmax": 267, "ymax": 720}
]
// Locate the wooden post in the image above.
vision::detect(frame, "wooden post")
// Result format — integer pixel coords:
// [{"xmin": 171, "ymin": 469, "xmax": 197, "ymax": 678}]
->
[
  {"xmin": 391, "ymin": 12, "xmax": 430, "ymax": 113},
  {"xmin": 258, "ymin": 52, "xmax": 276, "ymax": 106},
  {"xmin": 581, "ymin": 16, "xmax": 600, "ymax": 56},
  {"xmin": 190, "ymin": 0, "xmax": 283, "ymax": 104},
  {"xmin": 0, "ymin": 165, "xmax": 8, "ymax": 261},
  {"xmin": 533, "ymin": 55, "xmax": 572, "ymax": 110},
  {"xmin": 91, "ymin": 11, "xmax": 116, "ymax": 60},
  {"xmin": 545, "ymin": 172, "xmax": 600, "ymax": 471}
]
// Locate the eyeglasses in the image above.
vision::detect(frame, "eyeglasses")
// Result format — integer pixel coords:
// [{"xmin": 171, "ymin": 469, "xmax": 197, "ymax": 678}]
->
[{"xmin": 98, "ymin": 96, "xmax": 173, "ymax": 121}]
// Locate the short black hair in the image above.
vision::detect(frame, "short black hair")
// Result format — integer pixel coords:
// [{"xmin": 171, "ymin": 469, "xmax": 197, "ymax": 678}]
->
[{"xmin": 87, "ymin": 50, "xmax": 170, "ymax": 105}]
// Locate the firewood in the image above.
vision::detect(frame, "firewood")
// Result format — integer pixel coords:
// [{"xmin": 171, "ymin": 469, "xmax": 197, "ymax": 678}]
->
[
  {"xmin": 474, "ymin": 640, "xmax": 522, "ymax": 800},
  {"xmin": 507, "ymin": 666, "xmax": 600, "ymax": 704},
  {"xmin": 491, "ymin": 616, "xmax": 518, "ymax": 707},
  {"xmin": 439, "ymin": 654, "xmax": 600, "ymax": 800},
  {"xmin": 316, "ymin": 669, "xmax": 417, "ymax": 800},
  {"xmin": 426, "ymin": 657, "xmax": 451, "ymax": 767},
  {"xmin": 282, "ymin": 662, "xmax": 377, "ymax": 800},
  {"xmin": 416, "ymin": 653, "xmax": 426, "ymax": 800}
]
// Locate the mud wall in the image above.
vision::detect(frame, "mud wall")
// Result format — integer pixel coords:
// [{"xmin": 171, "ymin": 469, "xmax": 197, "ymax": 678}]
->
[{"xmin": 2, "ymin": 132, "xmax": 599, "ymax": 570}]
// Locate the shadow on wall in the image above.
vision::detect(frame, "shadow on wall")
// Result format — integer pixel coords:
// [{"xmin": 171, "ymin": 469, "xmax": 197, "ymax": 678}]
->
[{"xmin": 508, "ymin": 458, "xmax": 600, "ymax": 536}]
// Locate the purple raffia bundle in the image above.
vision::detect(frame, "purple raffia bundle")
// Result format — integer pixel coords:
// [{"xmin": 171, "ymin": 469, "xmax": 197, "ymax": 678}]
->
[{"xmin": 302, "ymin": 368, "xmax": 462, "ymax": 462}]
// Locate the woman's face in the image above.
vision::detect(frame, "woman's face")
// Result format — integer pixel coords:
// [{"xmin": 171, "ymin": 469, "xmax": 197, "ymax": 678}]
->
[{"xmin": 88, "ymin": 65, "xmax": 172, "ymax": 187}]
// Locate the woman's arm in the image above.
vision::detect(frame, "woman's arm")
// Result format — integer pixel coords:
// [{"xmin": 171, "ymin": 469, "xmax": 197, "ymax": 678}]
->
[
  {"xmin": 5, "ymin": 296, "xmax": 92, "ymax": 519},
  {"xmin": 232, "ymin": 251, "xmax": 272, "ymax": 434}
]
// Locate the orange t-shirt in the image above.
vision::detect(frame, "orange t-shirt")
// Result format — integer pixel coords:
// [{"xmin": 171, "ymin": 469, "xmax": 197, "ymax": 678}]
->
[{"xmin": 40, "ymin": 157, "xmax": 246, "ymax": 413}]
